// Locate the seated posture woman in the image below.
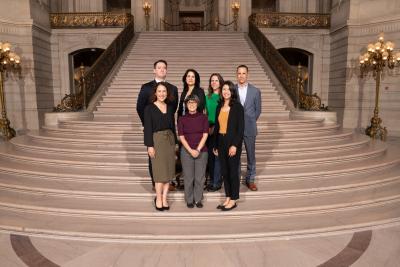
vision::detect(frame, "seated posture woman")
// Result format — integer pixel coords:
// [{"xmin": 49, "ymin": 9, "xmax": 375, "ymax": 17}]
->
[
  {"xmin": 178, "ymin": 95, "xmax": 209, "ymax": 208},
  {"xmin": 144, "ymin": 82, "xmax": 177, "ymax": 211},
  {"xmin": 205, "ymin": 73, "xmax": 223, "ymax": 192},
  {"xmin": 213, "ymin": 81, "xmax": 244, "ymax": 211}
]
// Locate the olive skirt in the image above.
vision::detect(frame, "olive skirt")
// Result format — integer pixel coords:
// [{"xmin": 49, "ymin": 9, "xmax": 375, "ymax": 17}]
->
[{"xmin": 151, "ymin": 130, "xmax": 176, "ymax": 183}]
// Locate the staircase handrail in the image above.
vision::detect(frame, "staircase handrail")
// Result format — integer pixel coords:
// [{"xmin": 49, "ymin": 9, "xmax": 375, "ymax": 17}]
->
[
  {"xmin": 248, "ymin": 19, "xmax": 327, "ymax": 111},
  {"xmin": 54, "ymin": 15, "xmax": 134, "ymax": 112}
]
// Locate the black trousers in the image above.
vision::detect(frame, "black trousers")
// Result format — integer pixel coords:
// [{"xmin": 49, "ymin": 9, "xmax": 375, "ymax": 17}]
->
[{"xmin": 218, "ymin": 134, "xmax": 241, "ymax": 200}]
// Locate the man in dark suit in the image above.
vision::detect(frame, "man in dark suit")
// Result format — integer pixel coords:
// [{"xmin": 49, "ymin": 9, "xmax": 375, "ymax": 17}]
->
[
  {"xmin": 235, "ymin": 65, "xmax": 261, "ymax": 191},
  {"xmin": 136, "ymin": 59, "xmax": 178, "ymax": 188}
]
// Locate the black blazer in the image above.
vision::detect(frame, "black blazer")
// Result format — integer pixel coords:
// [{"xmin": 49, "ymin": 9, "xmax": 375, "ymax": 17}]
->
[
  {"xmin": 136, "ymin": 80, "xmax": 178, "ymax": 126},
  {"xmin": 213, "ymin": 101, "xmax": 244, "ymax": 150},
  {"xmin": 177, "ymin": 86, "xmax": 206, "ymax": 118}
]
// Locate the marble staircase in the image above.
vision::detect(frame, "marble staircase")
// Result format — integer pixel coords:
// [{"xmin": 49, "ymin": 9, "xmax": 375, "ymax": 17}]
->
[{"xmin": 0, "ymin": 32, "xmax": 400, "ymax": 243}]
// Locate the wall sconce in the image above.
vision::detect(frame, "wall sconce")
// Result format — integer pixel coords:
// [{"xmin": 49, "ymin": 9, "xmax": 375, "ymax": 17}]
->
[
  {"xmin": 231, "ymin": 2, "xmax": 240, "ymax": 31},
  {"xmin": 359, "ymin": 33, "xmax": 400, "ymax": 140},
  {"xmin": 143, "ymin": 2, "xmax": 152, "ymax": 31},
  {"xmin": 0, "ymin": 41, "xmax": 21, "ymax": 140}
]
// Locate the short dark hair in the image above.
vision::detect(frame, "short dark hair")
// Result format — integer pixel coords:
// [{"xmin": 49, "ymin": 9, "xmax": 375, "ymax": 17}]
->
[
  {"xmin": 150, "ymin": 82, "xmax": 174, "ymax": 103},
  {"xmin": 236, "ymin": 64, "xmax": 248, "ymax": 72},
  {"xmin": 207, "ymin": 73, "xmax": 224, "ymax": 98},
  {"xmin": 221, "ymin": 80, "xmax": 238, "ymax": 107},
  {"xmin": 154, "ymin": 59, "xmax": 168, "ymax": 69},
  {"xmin": 182, "ymin": 69, "xmax": 201, "ymax": 91}
]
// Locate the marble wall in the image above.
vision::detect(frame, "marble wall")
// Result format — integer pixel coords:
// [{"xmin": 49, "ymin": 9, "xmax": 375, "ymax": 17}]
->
[{"xmin": 329, "ymin": 0, "xmax": 400, "ymax": 136}]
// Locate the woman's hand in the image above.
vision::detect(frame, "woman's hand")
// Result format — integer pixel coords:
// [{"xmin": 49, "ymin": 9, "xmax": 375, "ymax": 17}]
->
[
  {"xmin": 213, "ymin": 148, "xmax": 218, "ymax": 156},
  {"xmin": 148, "ymin": 147, "xmax": 156, "ymax": 158},
  {"xmin": 190, "ymin": 149, "xmax": 200, "ymax": 158},
  {"xmin": 228, "ymin": 146, "xmax": 237, "ymax": 157}
]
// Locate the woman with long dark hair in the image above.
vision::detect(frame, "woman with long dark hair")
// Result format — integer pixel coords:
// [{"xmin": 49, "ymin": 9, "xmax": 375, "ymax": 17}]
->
[
  {"xmin": 144, "ymin": 82, "xmax": 177, "ymax": 211},
  {"xmin": 213, "ymin": 81, "xmax": 244, "ymax": 211},
  {"xmin": 177, "ymin": 69, "xmax": 206, "ymax": 119},
  {"xmin": 205, "ymin": 73, "xmax": 223, "ymax": 192}
]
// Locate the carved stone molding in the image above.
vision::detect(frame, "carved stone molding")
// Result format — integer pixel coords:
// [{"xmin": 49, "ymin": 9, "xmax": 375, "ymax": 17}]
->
[
  {"xmin": 50, "ymin": 13, "xmax": 133, "ymax": 28},
  {"xmin": 250, "ymin": 12, "xmax": 330, "ymax": 29}
]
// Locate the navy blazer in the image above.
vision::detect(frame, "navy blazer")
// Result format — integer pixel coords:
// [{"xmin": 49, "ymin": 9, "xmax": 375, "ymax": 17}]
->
[
  {"xmin": 213, "ymin": 101, "xmax": 244, "ymax": 150},
  {"xmin": 136, "ymin": 80, "xmax": 178, "ymax": 126},
  {"xmin": 236, "ymin": 83, "xmax": 261, "ymax": 137}
]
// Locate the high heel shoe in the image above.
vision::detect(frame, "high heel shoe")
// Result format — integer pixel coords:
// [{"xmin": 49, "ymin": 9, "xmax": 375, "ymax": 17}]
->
[
  {"xmin": 154, "ymin": 197, "xmax": 164, "ymax": 211},
  {"xmin": 163, "ymin": 202, "xmax": 170, "ymax": 211}
]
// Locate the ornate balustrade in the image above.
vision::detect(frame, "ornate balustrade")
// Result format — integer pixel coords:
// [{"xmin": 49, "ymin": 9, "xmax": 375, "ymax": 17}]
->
[
  {"xmin": 50, "ymin": 12, "xmax": 132, "ymax": 28},
  {"xmin": 249, "ymin": 12, "xmax": 330, "ymax": 29},
  {"xmin": 248, "ymin": 20, "xmax": 327, "ymax": 111},
  {"xmin": 54, "ymin": 18, "xmax": 134, "ymax": 112}
]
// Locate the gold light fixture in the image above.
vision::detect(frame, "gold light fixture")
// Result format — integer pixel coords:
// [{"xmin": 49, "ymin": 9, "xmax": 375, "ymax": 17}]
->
[
  {"xmin": 359, "ymin": 33, "xmax": 400, "ymax": 141},
  {"xmin": 143, "ymin": 1, "xmax": 151, "ymax": 31},
  {"xmin": 231, "ymin": 2, "xmax": 240, "ymax": 31},
  {"xmin": 0, "ymin": 41, "xmax": 21, "ymax": 140}
]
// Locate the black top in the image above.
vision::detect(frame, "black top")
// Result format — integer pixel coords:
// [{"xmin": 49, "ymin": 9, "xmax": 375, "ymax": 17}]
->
[
  {"xmin": 136, "ymin": 80, "xmax": 178, "ymax": 126},
  {"xmin": 177, "ymin": 86, "xmax": 206, "ymax": 119},
  {"xmin": 144, "ymin": 104, "xmax": 177, "ymax": 147},
  {"xmin": 213, "ymin": 101, "xmax": 244, "ymax": 149}
]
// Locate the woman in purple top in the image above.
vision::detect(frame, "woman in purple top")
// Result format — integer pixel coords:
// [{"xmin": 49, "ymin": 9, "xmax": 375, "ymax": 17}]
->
[{"xmin": 178, "ymin": 95, "xmax": 209, "ymax": 208}]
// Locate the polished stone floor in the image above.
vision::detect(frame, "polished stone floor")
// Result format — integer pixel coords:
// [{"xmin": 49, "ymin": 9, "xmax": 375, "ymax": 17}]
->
[{"xmin": 0, "ymin": 224, "xmax": 399, "ymax": 267}]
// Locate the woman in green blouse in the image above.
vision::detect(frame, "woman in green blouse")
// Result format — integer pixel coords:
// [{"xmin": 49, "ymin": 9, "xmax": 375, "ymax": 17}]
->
[{"xmin": 205, "ymin": 73, "xmax": 223, "ymax": 191}]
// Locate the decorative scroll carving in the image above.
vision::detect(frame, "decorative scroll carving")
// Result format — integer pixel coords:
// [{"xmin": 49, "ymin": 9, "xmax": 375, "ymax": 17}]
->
[
  {"xmin": 248, "ymin": 21, "xmax": 327, "ymax": 111},
  {"xmin": 53, "ymin": 19, "xmax": 134, "ymax": 112},
  {"xmin": 249, "ymin": 12, "xmax": 330, "ymax": 29},
  {"xmin": 50, "ymin": 12, "xmax": 132, "ymax": 28}
]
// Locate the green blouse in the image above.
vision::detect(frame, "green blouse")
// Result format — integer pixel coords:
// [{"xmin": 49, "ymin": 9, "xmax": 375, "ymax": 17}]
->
[{"xmin": 205, "ymin": 93, "xmax": 220, "ymax": 125}]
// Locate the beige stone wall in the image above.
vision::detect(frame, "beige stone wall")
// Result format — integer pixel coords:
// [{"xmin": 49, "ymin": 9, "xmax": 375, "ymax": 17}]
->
[
  {"xmin": 260, "ymin": 28, "xmax": 331, "ymax": 106},
  {"xmin": 50, "ymin": 28, "xmax": 121, "ymax": 106},
  {"xmin": 330, "ymin": 0, "xmax": 400, "ymax": 136}
]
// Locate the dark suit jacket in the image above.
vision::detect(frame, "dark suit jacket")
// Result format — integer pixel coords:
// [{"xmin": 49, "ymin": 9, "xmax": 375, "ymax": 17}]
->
[
  {"xmin": 136, "ymin": 80, "xmax": 178, "ymax": 126},
  {"xmin": 213, "ymin": 101, "xmax": 244, "ymax": 150},
  {"xmin": 177, "ymin": 87, "xmax": 206, "ymax": 119}
]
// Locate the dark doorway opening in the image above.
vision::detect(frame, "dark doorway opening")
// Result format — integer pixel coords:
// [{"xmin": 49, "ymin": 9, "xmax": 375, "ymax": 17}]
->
[
  {"xmin": 278, "ymin": 48, "xmax": 313, "ymax": 94},
  {"xmin": 179, "ymin": 11, "xmax": 204, "ymax": 31},
  {"xmin": 106, "ymin": 0, "xmax": 131, "ymax": 12}
]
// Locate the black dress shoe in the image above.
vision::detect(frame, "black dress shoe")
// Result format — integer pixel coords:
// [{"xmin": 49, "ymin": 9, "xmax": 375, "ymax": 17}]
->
[
  {"xmin": 163, "ymin": 205, "xmax": 170, "ymax": 211},
  {"xmin": 154, "ymin": 197, "xmax": 164, "ymax": 211},
  {"xmin": 195, "ymin": 202, "xmax": 203, "ymax": 208},
  {"xmin": 216, "ymin": 204, "xmax": 225, "ymax": 210},
  {"xmin": 221, "ymin": 203, "xmax": 237, "ymax": 211},
  {"xmin": 187, "ymin": 203, "xmax": 194, "ymax": 208},
  {"xmin": 208, "ymin": 185, "xmax": 221, "ymax": 192}
]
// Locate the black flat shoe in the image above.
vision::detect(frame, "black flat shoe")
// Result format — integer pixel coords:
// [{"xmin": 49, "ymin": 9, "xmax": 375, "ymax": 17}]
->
[
  {"xmin": 187, "ymin": 203, "xmax": 194, "ymax": 208},
  {"xmin": 154, "ymin": 197, "xmax": 164, "ymax": 211},
  {"xmin": 221, "ymin": 203, "xmax": 237, "ymax": 211},
  {"xmin": 195, "ymin": 202, "xmax": 203, "ymax": 208},
  {"xmin": 163, "ymin": 205, "xmax": 170, "ymax": 211},
  {"xmin": 216, "ymin": 204, "xmax": 225, "ymax": 210}
]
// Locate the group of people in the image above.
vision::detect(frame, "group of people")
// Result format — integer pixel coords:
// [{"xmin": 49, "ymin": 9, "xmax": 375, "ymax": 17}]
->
[{"xmin": 136, "ymin": 60, "xmax": 261, "ymax": 212}]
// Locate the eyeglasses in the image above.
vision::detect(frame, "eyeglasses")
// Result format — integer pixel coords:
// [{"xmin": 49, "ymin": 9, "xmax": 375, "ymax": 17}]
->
[{"xmin": 187, "ymin": 101, "xmax": 197, "ymax": 105}]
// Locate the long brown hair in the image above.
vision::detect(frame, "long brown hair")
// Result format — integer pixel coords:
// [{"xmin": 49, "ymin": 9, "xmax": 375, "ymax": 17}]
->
[
  {"xmin": 150, "ymin": 82, "xmax": 174, "ymax": 103},
  {"xmin": 207, "ymin": 73, "xmax": 224, "ymax": 98}
]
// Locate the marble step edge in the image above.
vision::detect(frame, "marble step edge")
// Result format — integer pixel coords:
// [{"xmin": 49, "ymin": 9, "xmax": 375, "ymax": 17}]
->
[
  {"xmin": 0, "ymin": 152, "xmax": 397, "ymax": 183},
  {"xmin": 0, "ymin": 168, "xmax": 399, "ymax": 200},
  {"xmin": 10, "ymin": 136, "xmax": 370, "ymax": 157},
  {"xmin": 0, "ymin": 143, "xmax": 387, "ymax": 169},
  {"xmin": 41, "ymin": 124, "xmax": 339, "ymax": 135},
  {"xmin": 0, "ymin": 188, "xmax": 399, "ymax": 222}
]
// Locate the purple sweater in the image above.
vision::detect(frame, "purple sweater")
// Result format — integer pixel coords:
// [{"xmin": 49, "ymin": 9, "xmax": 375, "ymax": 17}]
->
[{"xmin": 178, "ymin": 112, "xmax": 209, "ymax": 152}]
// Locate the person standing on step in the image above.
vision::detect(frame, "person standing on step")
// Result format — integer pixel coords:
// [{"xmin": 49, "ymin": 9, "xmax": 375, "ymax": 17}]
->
[
  {"xmin": 177, "ymin": 69, "xmax": 206, "ymax": 120},
  {"xmin": 205, "ymin": 73, "xmax": 223, "ymax": 192},
  {"xmin": 136, "ymin": 60, "xmax": 178, "ymax": 190},
  {"xmin": 213, "ymin": 81, "xmax": 244, "ymax": 211},
  {"xmin": 178, "ymin": 95, "xmax": 209, "ymax": 208},
  {"xmin": 235, "ymin": 65, "xmax": 261, "ymax": 191},
  {"xmin": 144, "ymin": 82, "xmax": 177, "ymax": 211}
]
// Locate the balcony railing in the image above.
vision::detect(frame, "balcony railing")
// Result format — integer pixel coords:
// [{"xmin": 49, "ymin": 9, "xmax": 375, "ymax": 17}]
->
[
  {"xmin": 249, "ymin": 12, "xmax": 330, "ymax": 29},
  {"xmin": 50, "ymin": 12, "xmax": 132, "ymax": 28}
]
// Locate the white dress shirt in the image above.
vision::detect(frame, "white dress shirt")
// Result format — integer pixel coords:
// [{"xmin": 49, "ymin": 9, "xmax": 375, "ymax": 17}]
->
[{"xmin": 238, "ymin": 83, "xmax": 248, "ymax": 106}]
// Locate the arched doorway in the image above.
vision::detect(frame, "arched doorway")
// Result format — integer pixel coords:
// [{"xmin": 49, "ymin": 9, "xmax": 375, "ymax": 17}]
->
[
  {"xmin": 278, "ymin": 48, "xmax": 313, "ymax": 94},
  {"xmin": 68, "ymin": 48, "xmax": 104, "ymax": 94}
]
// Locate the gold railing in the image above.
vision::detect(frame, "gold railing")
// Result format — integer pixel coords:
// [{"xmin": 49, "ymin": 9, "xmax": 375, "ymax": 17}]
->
[
  {"xmin": 50, "ymin": 12, "xmax": 132, "ymax": 28},
  {"xmin": 54, "ymin": 17, "xmax": 134, "ymax": 112},
  {"xmin": 248, "ymin": 20, "xmax": 327, "ymax": 111},
  {"xmin": 249, "ymin": 12, "xmax": 330, "ymax": 29}
]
